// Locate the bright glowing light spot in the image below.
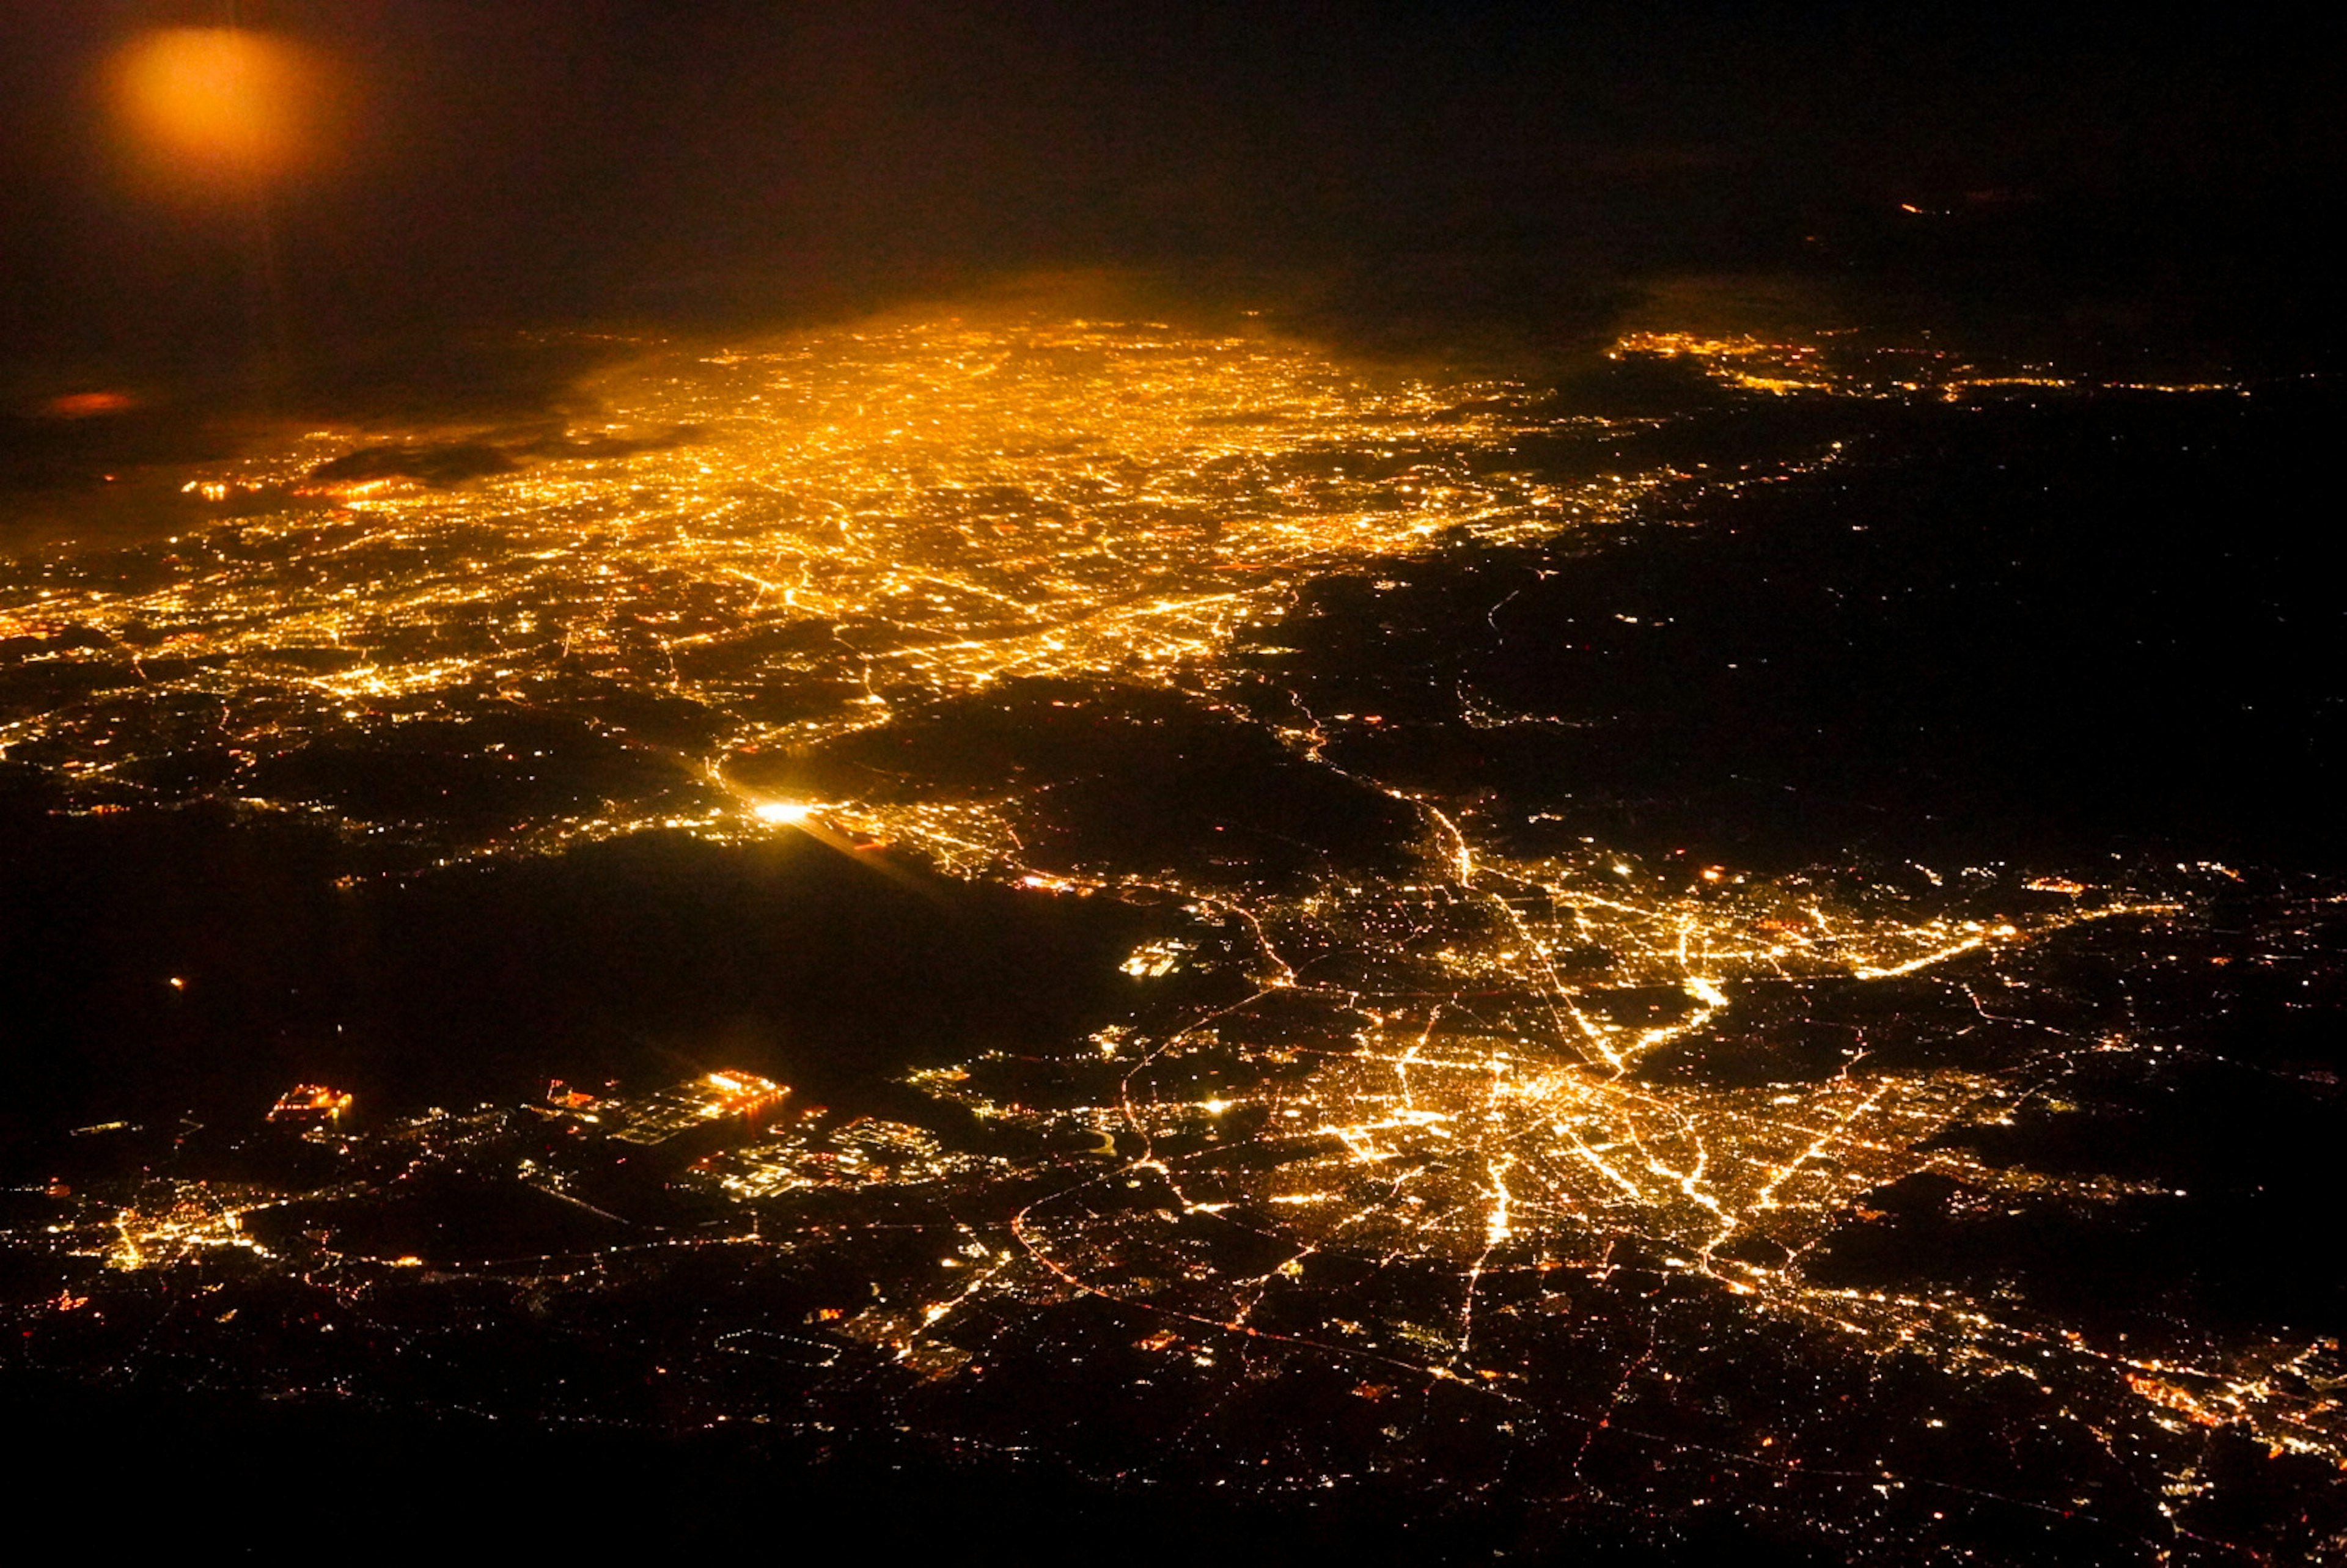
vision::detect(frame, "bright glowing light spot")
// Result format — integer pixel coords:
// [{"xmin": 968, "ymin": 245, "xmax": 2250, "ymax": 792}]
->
[
  {"xmin": 1202, "ymin": 1099, "xmax": 1231, "ymax": 1115},
  {"xmin": 754, "ymin": 800, "xmax": 812, "ymax": 824},
  {"xmin": 1685, "ymin": 976, "xmax": 1729, "ymax": 1008},
  {"xmin": 110, "ymin": 28, "xmax": 334, "ymax": 186}
]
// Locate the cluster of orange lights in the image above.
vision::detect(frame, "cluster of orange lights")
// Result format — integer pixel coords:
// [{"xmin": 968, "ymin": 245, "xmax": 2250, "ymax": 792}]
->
[{"xmin": 266, "ymin": 1083, "xmax": 352, "ymax": 1123}]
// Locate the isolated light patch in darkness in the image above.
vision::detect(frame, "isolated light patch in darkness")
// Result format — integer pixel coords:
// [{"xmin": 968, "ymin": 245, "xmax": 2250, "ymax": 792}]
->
[
  {"xmin": 40, "ymin": 391, "xmax": 138, "ymax": 419},
  {"xmin": 107, "ymin": 27, "xmax": 336, "ymax": 189}
]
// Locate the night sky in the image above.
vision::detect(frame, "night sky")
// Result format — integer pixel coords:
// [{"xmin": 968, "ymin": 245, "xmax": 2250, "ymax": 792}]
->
[{"xmin": 1, "ymin": 2, "xmax": 2335, "ymax": 399}]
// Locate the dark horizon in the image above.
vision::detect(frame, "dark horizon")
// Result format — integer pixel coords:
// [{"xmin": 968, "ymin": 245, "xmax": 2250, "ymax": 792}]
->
[{"xmin": 2, "ymin": 4, "xmax": 2335, "ymax": 400}]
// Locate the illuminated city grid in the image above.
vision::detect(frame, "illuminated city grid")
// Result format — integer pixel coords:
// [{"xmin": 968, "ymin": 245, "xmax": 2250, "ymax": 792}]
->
[
  {"xmin": 1, "ymin": 307, "xmax": 2335, "ymax": 1557},
  {"xmin": 0, "ymin": 308, "xmax": 1675, "ymax": 854}
]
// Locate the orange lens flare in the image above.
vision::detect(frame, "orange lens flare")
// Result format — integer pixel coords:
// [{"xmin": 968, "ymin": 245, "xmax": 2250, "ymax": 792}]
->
[{"xmin": 108, "ymin": 27, "xmax": 332, "ymax": 187}]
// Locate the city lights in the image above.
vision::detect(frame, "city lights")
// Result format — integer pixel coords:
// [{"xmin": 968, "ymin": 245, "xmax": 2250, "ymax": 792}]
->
[{"xmin": 0, "ymin": 307, "xmax": 2329, "ymax": 1559}]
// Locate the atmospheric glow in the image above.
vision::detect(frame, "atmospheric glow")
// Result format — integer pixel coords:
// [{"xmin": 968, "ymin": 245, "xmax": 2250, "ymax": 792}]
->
[{"xmin": 109, "ymin": 27, "xmax": 332, "ymax": 186}]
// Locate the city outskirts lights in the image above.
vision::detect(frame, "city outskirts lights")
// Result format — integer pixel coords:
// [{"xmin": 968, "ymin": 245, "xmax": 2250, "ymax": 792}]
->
[{"xmin": 266, "ymin": 1083, "xmax": 351, "ymax": 1124}]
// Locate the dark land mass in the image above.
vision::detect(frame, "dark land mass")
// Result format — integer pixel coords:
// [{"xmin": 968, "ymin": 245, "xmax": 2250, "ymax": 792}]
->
[
  {"xmin": 0, "ymin": 808, "xmax": 1153, "ymax": 1164},
  {"xmin": 754, "ymin": 679, "xmax": 1428, "ymax": 888},
  {"xmin": 1265, "ymin": 379, "xmax": 2344, "ymax": 873},
  {"xmin": 2, "ymin": 1366, "xmax": 1887, "ymax": 1565}
]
